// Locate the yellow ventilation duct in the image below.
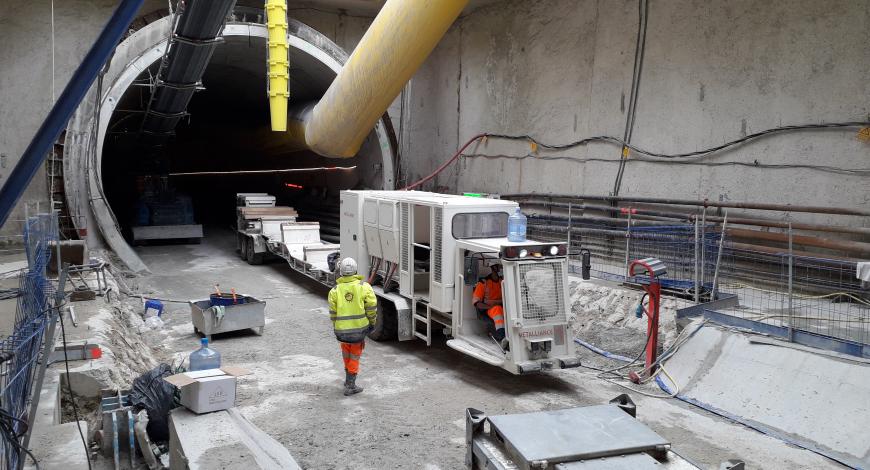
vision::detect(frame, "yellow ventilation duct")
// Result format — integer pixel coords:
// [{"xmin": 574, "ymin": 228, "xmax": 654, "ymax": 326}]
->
[{"xmin": 292, "ymin": 0, "xmax": 469, "ymax": 158}]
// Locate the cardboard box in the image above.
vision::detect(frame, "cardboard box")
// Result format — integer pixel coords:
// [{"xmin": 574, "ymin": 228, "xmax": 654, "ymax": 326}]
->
[{"xmin": 164, "ymin": 367, "xmax": 250, "ymax": 414}]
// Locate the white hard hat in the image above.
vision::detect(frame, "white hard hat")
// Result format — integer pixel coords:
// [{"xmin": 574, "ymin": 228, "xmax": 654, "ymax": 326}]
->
[{"xmin": 339, "ymin": 257, "xmax": 358, "ymax": 276}]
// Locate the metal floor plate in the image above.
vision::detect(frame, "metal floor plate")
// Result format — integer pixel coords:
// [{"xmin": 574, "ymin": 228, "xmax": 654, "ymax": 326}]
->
[{"xmin": 488, "ymin": 405, "xmax": 669, "ymax": 464}]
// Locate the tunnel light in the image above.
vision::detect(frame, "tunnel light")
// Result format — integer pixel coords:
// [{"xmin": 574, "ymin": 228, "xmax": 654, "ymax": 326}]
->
[
  {"xmin": 285, "ymin": 183, "xmax": 304, "ymax": 189},
  {"xmin": 168, "ymin": 166, "xmax": 357, "ymax": 177}
]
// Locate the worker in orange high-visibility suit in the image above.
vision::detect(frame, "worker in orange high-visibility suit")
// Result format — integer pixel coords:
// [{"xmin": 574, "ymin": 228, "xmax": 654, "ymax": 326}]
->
[
  {"xmin": 328, "ymin": 257, "xmax": 377, "ymax": 396},
  {"xmin": 473, "ymin": 263, "xmax": 506, "ymax": 344}
]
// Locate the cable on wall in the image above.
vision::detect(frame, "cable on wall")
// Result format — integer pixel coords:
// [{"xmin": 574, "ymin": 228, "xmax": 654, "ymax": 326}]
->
[
  {"xmin": 460, "ymin": 153, "xmax": 870, "ymax": 176},
  {"xmin": 401, "ymin": 121, "xmax": 870, "ymax": 191},
  {"xmin": 486, "ymin": 121, "xmax": 870, "ymax": 159},
  {"xmin": 613, "ymin": 0, "xmax": 649, "ymax": 196}
]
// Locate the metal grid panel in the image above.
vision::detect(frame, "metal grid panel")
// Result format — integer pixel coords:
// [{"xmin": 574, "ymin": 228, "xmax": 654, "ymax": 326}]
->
[
  {"xmin": 716, "ymin": 246, "xmax": 869, "ymax": 346},
  {"xmin": 433, "ymin": 208, "xmax": 443, "ymax": 283},
  {"xmin": 1, "ymin": 213, "xmax": 59, "ymax": 470},
  {"xmin": 527, "ymin": 213, "xmax": 717, "ymax": 292},
  {"xmin": 518, "ymin": 262, "xmax": 567, "ymax": 325},
  {"xmin": 400, "ymin": 202, "xmax": 409, "ymax": 273},
  {"xmin": 522, "ymin": 202, "xmax": 870, "ymax": 348}
]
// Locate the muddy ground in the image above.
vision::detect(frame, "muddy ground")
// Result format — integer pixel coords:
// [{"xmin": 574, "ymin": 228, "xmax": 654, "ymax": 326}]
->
[{"xmin": 103, "ymin": 229, "xmax": 838, "ymax": 469}]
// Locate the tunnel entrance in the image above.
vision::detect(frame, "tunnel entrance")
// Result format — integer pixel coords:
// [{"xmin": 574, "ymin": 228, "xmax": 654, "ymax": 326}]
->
[{"xmin": 64, "ymin": 17, "xmax": 395, "ymax": 270}]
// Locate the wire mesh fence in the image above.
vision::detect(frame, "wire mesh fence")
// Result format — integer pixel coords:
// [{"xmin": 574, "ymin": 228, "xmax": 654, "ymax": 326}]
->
[
  {"xmin": 524, "ymin": 205, "xmax": 870, "ymax": 349},
  {"xmin": 0, "ymin": 213, "xmax": 59, "ymax": 470},
  {"xmin": 527, "ymin": 213, "xmax": 719, "ymax": 296},
  {"xmin": 715, "ymin": 245, "xmax": 869, "ymax": 346}
]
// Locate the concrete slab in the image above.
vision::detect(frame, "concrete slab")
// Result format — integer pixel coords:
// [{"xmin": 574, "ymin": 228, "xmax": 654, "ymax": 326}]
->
[
  {"xmin": 132, "ymin": 225, "xmax": 204, "ymax": 241},
  {"xmin": 660, "ymin": 323, "xmax": 870, "ymax": 468},
  {"xmin": 169, "ymin": 407, "xmax": 300, "ymax": 470},
  {"xmin": 26, "ymin": 371, "xmax": 90, "ymax": 470}
]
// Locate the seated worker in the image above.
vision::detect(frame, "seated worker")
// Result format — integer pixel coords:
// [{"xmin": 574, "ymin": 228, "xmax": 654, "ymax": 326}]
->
[{"xmin": 473, "ymin": 263, "xmax": 506, "ymax": 342}]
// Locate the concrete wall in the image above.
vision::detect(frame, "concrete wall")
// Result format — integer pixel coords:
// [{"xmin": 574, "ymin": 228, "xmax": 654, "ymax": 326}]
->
[
  {"xmin": 400, "ymin": 0, "xmax": 870, "ymax": 227},
  {"xmin": 0, "ymin": 0, "xmax": 166, "ymax": 241},
  {"xmin": 2, "ymin": 0, "xmax": 867, "ymax": 241},
  {"xmin": 0, "ymin": 1, "xmax": 377, "ymax": 242}
]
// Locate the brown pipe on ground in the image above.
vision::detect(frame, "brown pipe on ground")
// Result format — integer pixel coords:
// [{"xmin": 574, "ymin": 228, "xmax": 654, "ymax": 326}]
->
[
  {"xmin": 527, "ymin": 222, "xmax": 862, "ymax": 263},
  {"xmin": 725, "ymin": 241, "xmax": 859, "ymax": 264},
  {"xmin": 528, "ymin": 213, "xmax": 677, "ymax": 227},
  {"xmin": 726, "ymin": 228, "xmax": 870, "ymax": 256},
  {"xmin": 505, "ymin": 193, "xmax": 870, "ymax": 217},
  {"xmin": 518, "ymin": 199, "xmax": 870, "ymax": 236}
]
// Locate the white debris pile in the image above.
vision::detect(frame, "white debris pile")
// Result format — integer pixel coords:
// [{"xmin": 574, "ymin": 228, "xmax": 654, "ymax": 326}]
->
[{"xmin": 566, "ymin": 275, "xmax": 691, "ymax": 358}]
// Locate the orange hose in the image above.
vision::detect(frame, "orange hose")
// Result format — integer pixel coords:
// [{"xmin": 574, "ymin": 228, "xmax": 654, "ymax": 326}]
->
[{"xmin": 368, "ymin": 258, "xmax": 382, "ymax": 284}]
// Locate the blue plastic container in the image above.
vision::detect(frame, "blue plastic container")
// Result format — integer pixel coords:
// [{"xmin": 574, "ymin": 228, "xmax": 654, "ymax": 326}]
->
[
  {"xmin": 189, "ymin": 338, "xmax": 222, "ymax": 371},
  {"xmin": 209, "ymin": 293, "xmax": 246, "ymax": 307},
  {"xmin": 144, "ymin": 299, "xmax": 164, "ymax": 317},
  {"xmin": 507, "ymin": 207, "xmax": 527, "ymax": 242}
]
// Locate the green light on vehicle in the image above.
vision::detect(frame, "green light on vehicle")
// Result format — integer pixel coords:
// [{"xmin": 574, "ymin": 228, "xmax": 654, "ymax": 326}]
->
[{"xmin": 463, "ymin": 192, "xmax": 483, "ymax": 198}]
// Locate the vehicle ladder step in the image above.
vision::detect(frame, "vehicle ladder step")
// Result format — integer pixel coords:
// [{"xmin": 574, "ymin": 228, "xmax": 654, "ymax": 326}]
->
[{"xmin": 411, "ymin": 301, "xmax": 433, "ymax": 346}]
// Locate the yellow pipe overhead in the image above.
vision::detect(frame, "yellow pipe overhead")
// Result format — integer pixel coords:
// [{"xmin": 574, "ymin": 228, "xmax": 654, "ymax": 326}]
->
[
  {"xmin": 302, "ymin": 0, "xmax": 469, "ymax": 158},
  {"xmin": 266, "ymin": 0, "xmax": 289, "ymax": 132}
]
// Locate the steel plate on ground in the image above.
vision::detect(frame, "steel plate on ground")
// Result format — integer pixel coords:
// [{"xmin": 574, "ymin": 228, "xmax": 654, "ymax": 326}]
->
[{"xmin": 488, "ymin": 405, "xmax": 669, "ymax": 465}]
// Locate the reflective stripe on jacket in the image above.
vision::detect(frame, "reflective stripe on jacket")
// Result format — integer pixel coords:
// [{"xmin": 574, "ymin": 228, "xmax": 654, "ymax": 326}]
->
[{"xmin": 328, "ymin": 275, "xmax": 377, "ymax": 343}]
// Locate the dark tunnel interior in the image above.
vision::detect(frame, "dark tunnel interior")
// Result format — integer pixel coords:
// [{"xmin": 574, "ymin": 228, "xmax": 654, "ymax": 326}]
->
[{"xmin": 100, "ymin": 31, "xmax": 378, "ymax": 242}]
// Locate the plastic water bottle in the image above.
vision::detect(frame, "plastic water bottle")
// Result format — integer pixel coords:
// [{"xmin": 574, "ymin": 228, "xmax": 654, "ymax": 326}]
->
[
  {"xmin": 189, "ymin": 338, "xmax": 221, "ymax": 371},
  {"xmin": 508, "ymin": 207, "xmax": 527, "ymax": 242}
]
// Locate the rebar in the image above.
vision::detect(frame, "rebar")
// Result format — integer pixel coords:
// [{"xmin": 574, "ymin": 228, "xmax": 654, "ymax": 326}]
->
[{"xmin": 711, "ymin": 212, "xmax": 728, "ymax": 300}]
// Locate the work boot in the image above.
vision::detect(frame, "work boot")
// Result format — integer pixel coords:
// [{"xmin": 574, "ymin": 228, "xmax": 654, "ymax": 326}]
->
[
  {"xmin": 500, "ymin": 338, "xmax": 510, "ymax": 351},
  {"xmin": 344, "ymin": 372, "xmax": 363, "ymax": 396}
]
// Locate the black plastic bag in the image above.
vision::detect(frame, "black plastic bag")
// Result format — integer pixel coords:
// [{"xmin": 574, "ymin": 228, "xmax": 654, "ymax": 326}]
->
[{"xmin": 129, "ymin": 363, "xmax": 177, "ymax": 442}]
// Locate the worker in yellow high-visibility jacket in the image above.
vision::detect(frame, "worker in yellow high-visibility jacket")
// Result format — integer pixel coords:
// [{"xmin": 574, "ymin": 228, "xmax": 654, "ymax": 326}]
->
[{"xmin": 328, "ymin": 258, "xmax": 377, "ymax": 396}]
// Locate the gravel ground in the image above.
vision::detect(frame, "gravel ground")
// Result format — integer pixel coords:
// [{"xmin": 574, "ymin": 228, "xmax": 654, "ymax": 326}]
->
[{"xmin": 126, "ymin": 229, "xmax": 838, "ymax": 470}]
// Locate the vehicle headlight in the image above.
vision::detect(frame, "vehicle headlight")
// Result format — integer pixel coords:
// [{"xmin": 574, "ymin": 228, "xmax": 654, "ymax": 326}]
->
[
  {"xmin": 519, "ymin": 249, "xmax": 529, "ymax": 258},
  {"xmin": 549, "ymin": 245, "xmax": 559, "ymax": 255}
]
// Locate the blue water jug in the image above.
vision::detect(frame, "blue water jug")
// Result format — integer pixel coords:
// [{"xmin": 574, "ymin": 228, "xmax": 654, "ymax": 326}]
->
[
  {"xmin": 508, "ymin": 207, "xmax": 527, "ymax": 242},
  {"xmin": 189, "ymin": 338, "xmax": 221, "ymax": 371}
]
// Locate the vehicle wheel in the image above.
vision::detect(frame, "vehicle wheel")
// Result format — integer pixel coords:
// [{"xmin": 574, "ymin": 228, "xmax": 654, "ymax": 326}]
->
[
  {"xmin": 240, "ymin": 236, "xmax": 249, "ymax": 260},
  {"xmin": 236, "ymin": 234, "xmax": 243, "ymax": 253},
  {"xmin": 246, "ymin": 239, "xmax": 263, "ymax": 265},
  {"xmin": 368, "ymin": 300, "xmax": 398, "ymax": 341}
]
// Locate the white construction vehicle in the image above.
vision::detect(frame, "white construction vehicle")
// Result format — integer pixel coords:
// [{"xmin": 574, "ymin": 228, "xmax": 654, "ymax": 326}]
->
[{"xmin": 236, "ymin": 190, "xmax": 580, "ymax": 375}]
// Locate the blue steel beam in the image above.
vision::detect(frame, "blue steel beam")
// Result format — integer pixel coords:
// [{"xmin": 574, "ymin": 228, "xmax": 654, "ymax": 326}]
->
[{"xmin": 0, "ymin": 0, "xmax": 145, "ymax": 226}]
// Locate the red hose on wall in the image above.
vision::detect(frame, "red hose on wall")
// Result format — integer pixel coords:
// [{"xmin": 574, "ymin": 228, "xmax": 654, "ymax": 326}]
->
[{"xmin": 402, "ymin": 133, "xmax": 488, "ymax": 190}]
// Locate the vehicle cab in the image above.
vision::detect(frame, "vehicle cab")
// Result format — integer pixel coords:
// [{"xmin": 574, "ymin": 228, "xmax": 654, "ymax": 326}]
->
[{"xmin": 449, "ymin": 238, "xmax": 581, "ymax": 374}]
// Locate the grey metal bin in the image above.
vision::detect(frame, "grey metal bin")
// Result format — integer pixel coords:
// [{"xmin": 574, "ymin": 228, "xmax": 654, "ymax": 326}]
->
[{"xmin": 189, "ymin": 296, "xmax": 266, "ymax": 341}]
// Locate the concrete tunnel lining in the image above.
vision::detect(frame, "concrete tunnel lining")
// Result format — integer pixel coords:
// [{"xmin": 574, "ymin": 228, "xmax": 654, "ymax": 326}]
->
[{"xmin": 63, "ymin": 17, "xmax": 396, "ymax": 273}]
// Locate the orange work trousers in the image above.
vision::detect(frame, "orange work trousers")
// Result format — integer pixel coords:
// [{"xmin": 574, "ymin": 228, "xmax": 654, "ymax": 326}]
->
[
  {"xmin": 487, "ymin": 305, "xmax": 505, "ymax": 328},
  {"xmin": 340, "ymin": 341, "xmax": 365, "ymax": 374}
]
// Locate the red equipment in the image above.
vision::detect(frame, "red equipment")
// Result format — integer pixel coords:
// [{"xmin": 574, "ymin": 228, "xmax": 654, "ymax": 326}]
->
[{"xmin": 628, "ymin": 257, "xmax": 667, "ymax": 379}]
